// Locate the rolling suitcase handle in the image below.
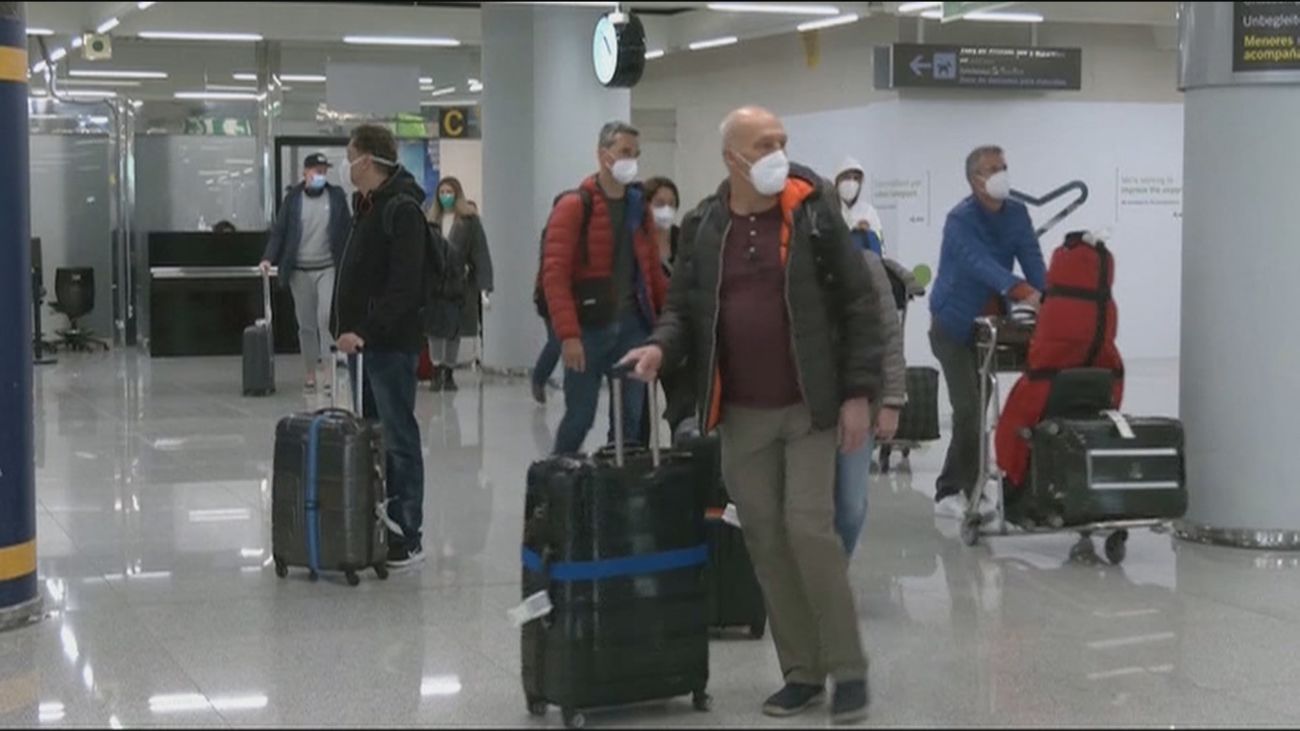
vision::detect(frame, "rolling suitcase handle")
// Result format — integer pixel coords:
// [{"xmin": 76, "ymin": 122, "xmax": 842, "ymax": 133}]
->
[
  {"xmin": 260, "ymin": 266, "xmax": 274, "ymax": 332},
  {"xmin": 329, "ymin": 345, "xmax": 365, "ymax": 416},
  {"xmin": 610, "ymin": 365, "xmax": 660, "ymax": 469}
]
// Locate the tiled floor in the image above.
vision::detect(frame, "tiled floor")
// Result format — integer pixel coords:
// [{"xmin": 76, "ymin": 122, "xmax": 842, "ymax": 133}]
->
[{"xmin": 5, "ymin": 352, "xmax": 1299, "ymax": 727}]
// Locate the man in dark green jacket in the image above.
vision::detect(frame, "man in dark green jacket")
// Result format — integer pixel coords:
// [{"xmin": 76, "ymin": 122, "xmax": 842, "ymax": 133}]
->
[{"xmin": 621, "ymin": 106, "xmax": 885, "ymax": 725}]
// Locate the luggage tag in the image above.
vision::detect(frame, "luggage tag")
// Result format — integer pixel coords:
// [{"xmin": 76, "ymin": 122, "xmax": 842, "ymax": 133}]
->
[
  {"xmin": 507, "ymin": 591, "xmax": 554, "ymax": 628},
  {"xmin": 1102, "ymin": 410, "xmax": 1137, "ymax": 440},
  {"xmin": 722, "ymin": 503, "xmax": 742, "ymax": 529}
]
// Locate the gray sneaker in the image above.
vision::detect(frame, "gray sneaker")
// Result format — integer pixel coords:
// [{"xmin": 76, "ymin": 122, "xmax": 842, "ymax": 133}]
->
[{"xmin": 762, "ymin": 684, "xmax": 825, "ymax": 718}]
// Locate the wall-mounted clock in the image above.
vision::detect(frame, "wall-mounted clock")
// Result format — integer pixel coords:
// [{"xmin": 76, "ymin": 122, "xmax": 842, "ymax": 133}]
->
[{"xmin": 592, "ymin": 12, "xmax": 646, "ymax": 88}]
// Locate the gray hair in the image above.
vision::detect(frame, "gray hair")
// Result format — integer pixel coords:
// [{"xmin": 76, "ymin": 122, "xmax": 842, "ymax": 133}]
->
[
  {"xmin": 598, "ymin": 121, "xmax": 639, "ymax": 149},
  {"xmin": 965, "ymin": 145, "xmax": 1004, "ymax": 181}
]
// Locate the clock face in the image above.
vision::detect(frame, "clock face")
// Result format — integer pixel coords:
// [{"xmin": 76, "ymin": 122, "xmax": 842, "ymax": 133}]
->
[{"xmin": 592, "ymin": 15, "xmax": 619, "ymax": 86}]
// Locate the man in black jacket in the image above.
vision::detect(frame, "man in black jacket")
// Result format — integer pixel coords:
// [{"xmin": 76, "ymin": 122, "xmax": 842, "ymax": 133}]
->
[
  {"xmin": 621, "ymin": 106, "xmax": 884, "ymax": 724},
  {"xmin": 334, "ymin": 124, "xmax": 427, "ymax": 569}
]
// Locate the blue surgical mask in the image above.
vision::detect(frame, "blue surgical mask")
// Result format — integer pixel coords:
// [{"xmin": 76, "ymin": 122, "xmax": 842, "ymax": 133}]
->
[{"xmin": 307, "ymin": 174, "xmax": 327, "ymax": 191}]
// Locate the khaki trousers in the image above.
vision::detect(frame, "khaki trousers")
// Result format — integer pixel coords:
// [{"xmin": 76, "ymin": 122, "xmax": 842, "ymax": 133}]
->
[{"xmin": 719, "ymin": 403, "xmax": 868, "ymax": 685}]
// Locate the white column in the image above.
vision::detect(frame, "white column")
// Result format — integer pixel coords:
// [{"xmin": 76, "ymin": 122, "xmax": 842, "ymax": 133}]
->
[
  {"xmin": 1177, "ymin": 2, "xmax": 1300, "ymax": 548},
  {"xmin": 480, "ymin": 4, "xmax": 631, "ymax": 371}
]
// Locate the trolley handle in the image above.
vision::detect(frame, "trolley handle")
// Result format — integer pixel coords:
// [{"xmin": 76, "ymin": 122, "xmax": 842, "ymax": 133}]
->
[
  {"xmin": 609, "ymin": 364, "xmax": 661, "ymax": 469},
  {"xmin": 329, "ymin": 345, "xmax": 364, "ymax": 415}
]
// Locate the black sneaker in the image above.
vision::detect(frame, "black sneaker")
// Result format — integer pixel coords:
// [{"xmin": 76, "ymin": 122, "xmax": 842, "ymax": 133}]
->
[
  {"xmin": 831, "ymin": 679, "xmax": 870, "ymax": 725},
  {"xmin": 761, "ymin": 683, "xmax": 825, "ymax": 718},
  {"xmin": 386, "ymin": 544, "xmax": 425, "ymax": 569},
  {"xmin": 530, "ymin": 380, "xmax": 547, "ymax": 406}
]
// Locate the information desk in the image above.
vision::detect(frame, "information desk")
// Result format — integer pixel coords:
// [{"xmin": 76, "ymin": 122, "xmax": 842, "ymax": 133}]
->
[{"xmin": 147, "ymin": 231, "xmax": 302, "ymax": 358}]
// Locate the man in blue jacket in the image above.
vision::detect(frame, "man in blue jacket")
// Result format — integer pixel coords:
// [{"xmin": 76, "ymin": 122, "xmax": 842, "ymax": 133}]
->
[
  {"xmin": 260, "ymin": 153, "xmax": 352, "ymax": 392},
  {"xmin": 929, "ymin": 145, "xmax": 1046, "ymax": 519}
]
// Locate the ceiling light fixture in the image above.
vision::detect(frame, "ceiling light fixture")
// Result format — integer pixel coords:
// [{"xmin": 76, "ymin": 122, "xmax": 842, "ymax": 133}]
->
[
  {"xmin": 707, "ymin": 2, "xmax": 839, "ymax": 15},
  {"xmin": 205, "ymin": 84, "xmax": 258, "ymax": 92},
  {"xmin": 920, "ymin": 9, "xmax": 1043, "ymax": 22},
  {"xmin": 49, "ymin": 48, "xmax": 68, "ymax": 63},
  {"xmin": 898, "ymin": 1, "xmax": 941, "ymax": 13},
  {"xmin": 96, "ymin": 18, "xmax": 121, "ymax": 34},
  {"xmin": 58, "ymin": 79, "xmax": 143, "ymax": 87},
  {"xmin": 429, "ymin": 86, "xmax": 457, "ymax": 97},
  {"xmin": 419, "ymin": 76, "xmax": 433, "ymax": 84},
  {"xmin": 27, "ymin": 28, "xmax": 55, "ymax": 36},
  {"xmin": 797, "ymin": 13, "xmax": 860, "ymax": 31},
  {"xmin": 342, "ymin": 36, "xmax": 460, "ymax": 47},
  {"xmin": 139, "ymin": 31, "xmax": 264, "ymax": 42},
  {"xmin": 53, "ymin": 89, "xmax": 119, "ymax": 99},
  {"xmin": 232, "ymin": 72, "xmax": 257, "ymax": 81},
  {"xmin": 31, "ymin": 61, "xmax": 47, "ymax": 74},
  {"xmin": 281, "ymin": 74, "xmax": 326, "ymax": 83},
  {"xmin": 138, "ymin": 1, "xmax": 157, "ymax": 8},
  {"xmin": 70, "ymin": 69, "xmax": 168, "ymax": 79},
  {"xmin": 71, "ymin": 37, "xmax": 84, "ymax": 49},
  {"xmin": 174, "ymin": 91, "xmax": 263, "ymax": 101},
  {"xmin": 689, "ymin": 36, "xmax": 739, "ymax": 51},
  {"xmin": 645, "ymin": 49, "xmax": 665, "ymax": 60}
]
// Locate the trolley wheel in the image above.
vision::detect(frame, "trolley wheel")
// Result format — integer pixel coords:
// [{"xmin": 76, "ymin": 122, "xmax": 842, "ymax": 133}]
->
[
  {"xmin": 308, "ymin": 570, "xmax": 320, "ymax": 583},
  {"xmin": 345, "ymin": 570, "xmax": 361, "ymax": 587},
  {"xmin": 374, "ymin": 564, "xmax": 390, "ymax": 580},
  {"xmin": 526, "ymin": 696, "xmax": 547, "ymax": 717},
  {"xmin": 273, "ymin": 558, "xmax": 288, "ymax": 579},
  {"xmin": 1105, "ymin": 530, "xmax": 1129, "ymax": 565},
  {"xmin": 562, "ymin": 708, "xmax": 586, "ymax": 729},
  {"xmin": 749, "ymin": 622, "xmax": 766, "ymax": 640},
  {"xmin": 902, "ymin": 448, "xmax": 912, "ymax": 460},
  {"xmin": 692, "ymin": 690, "xmax": 713, "ymax": 712},
  {"xmin": 960, "ymin": 515, "xmax": 981, "ymax": 547},
  {"xmin": 1069, "ymin": 536, "xmax": 1098, "ymax": 565}
]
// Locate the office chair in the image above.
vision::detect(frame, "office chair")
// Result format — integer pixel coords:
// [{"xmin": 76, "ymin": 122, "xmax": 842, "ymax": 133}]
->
[{"xmin": 49, "ymin": 268, "xmax": 110, "ymax": 353}]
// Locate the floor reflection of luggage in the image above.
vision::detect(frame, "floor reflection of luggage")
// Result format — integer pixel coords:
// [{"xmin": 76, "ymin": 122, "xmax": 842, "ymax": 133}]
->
[
  {"xmin": 678, "ymin": 432, "xmax": 767, "ymax": 640},
  {"xmin": 271, "ymin": 351, "xmax": 390, "ymax": 586},
  {"xmin": 521, "ymin": 376, "xmax": 711, "ymax": 730}
]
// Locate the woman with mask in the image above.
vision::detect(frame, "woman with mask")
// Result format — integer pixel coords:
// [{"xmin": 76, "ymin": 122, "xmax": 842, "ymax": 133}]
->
[
  {"xmin": 834, "ymin": 158, "xmax": 884, "ymax": 256},
  {"xmin": 425, "ymin": 177, "xmax": 494, "ymax": 392},
  {"xmin": 645, "ymin": 176, "xmax": 681, "ymax": 276},
  {"xmin": 260, "ymin": 153, "xmax": 352, "ymax": 392}
]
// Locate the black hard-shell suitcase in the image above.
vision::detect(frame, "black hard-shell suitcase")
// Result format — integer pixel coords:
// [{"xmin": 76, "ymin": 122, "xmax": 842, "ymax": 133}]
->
[
  {"xmin": 521, "ymin": 377, "xmax": 710, "ymax": 729},
  {"xmin": 879, "ymin": 366, "xmax": 941, "ymax": 472},
  {"xmin": 1028, "ymin": 415, "xmax": 1188, "ymax": 527},
  {"xmin": 242, "ymin": 269, "xmax": 276, "ymax": 396},
  {"xmin": 271, "ymin": 353, "xmax": 389, "ymax": 586},
  {"xmin": 678, "ymin": 433, "xmax": 767, "ymax": 639}
]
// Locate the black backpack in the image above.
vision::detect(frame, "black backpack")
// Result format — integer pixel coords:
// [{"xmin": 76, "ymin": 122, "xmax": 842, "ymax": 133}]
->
[
  {"xmin": 382, "ymin": 196, "xmax": 465, "ymax": 307},
  {"xmin": 533, "ymin": 188, "xmax": 593, "ymax": 320}
]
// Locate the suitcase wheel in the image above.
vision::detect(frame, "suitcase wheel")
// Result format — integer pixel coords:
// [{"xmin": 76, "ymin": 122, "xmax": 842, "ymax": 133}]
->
[
  {"xmin": 274, "ymin": 558, "xmax": 288, "ymax": 579},
  {"xmin": 1104, "ymin": 530, "xmax": 1129, "ymax": 566},
  {"xmin": 749, "ymin": 622, "xmax": 766, "ymax": 640},
  {"xmin": 374, "ymin": 564, "xmax": 390, "ymax": 581},
  {"xmin": 692, "ymin": 691, "xmax": 713, "ymax": 712},
  {"xmin": 526, "ymin": 697, "xmax": 547, "ymax": 718},
  {"xmin": 562, "ymin": 709, "xmax": 585, "ymax": 729},
  {"xmin": 345, "ymin": 570, "xmax": 361, "ymax": 587}
]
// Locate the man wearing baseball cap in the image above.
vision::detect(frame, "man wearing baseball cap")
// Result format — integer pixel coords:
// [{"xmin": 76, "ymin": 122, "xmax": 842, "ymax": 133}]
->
[{"xmin": 261, "ymin": 152, "xmax": 353, "ymax": 392}]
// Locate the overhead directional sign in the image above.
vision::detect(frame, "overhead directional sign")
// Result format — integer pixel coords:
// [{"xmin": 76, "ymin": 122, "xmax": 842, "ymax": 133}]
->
[{"xmin": 880, "ymin": 43, "xmax": 1082, "ymax": 91}]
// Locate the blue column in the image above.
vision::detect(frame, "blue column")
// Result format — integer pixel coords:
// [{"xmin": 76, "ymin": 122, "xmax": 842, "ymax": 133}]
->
[{"xmin": 0, "ymin": 1, "xmax": 40, "ymax": 629}]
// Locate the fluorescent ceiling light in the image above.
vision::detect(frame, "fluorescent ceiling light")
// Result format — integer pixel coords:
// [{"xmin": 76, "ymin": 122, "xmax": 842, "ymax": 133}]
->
[
  {"xmin": 71, "ymin": 37, "xmax": 84, "ymax": 49},
  {"xmin": 62, "ymin": 90, "xmax": 119, "ymax": 99},
  {"xmin": 138, "ymin": 1, "xmax": 157, "ymax": 8},
  {"xmin": 60, "ymin": 79, "xmax": 142, "ymax": 87},
  {"xmin": 511, "ymin": 1, "xmax": 618, "ymax": 6},
  {"xmin": 429, "ymin": 86, "xmax": 457, "ymax": 97},
  {"xmin": 49, "ymin": 48, "xmax": 68, "ymax": 62},
  {"xmin": 467, "ymin": 77, "xmax": 482, "ymax": 92},
  {"xmin": 27, "ymin": 28, "xmax": 55, "ymax": 36},
  {"xmin": 71, "ymin": 69, "xmax": 168, "ymax": 79},
  {"xmin": 232, "ymin": 72, "xmax": 257, "ymax": 81},
  {"xmin": 139, "ymin": 31, "xmax": 264, "ymax": 42},
  {"xmin": 205, "ymin": 84, "xmax": 258, "ymax": 92},
  {"xmin": 898, "ymin": 1, "xmax": 941, "ymax": 12},
  {"xmin": 798, "ymin": 13, "xmax": 860, "ymax": 31},
  {"xmin": 689, "ymin": 36, "xmax": 739, "ymax": 51},
  {"xmin": 31, "ymin": 61, "xmax": 48, "ymax": 74},
  {"xmin": 96, "ymin": 18, "xmax": 121, "ymax": 34},
  {"xmin": 708, "ymin": 2, "xmax": 839, "ymax": 15},
  {"xmin": 419, "ymin": 76, "xmax": 433, "ymax": 84},
  {"xmin": 175, "ymin": 91, "xmax": 262, "ymax": 101},
  {"xmin": 645, "ymin": 49, "xmax": 665, "ymax": 60},
  {"xmin": 281, "ymin": 74, "xmax": 326, "ymax": 83},
  {"xmin": 342, "ymin": 35, "xmax": 460, "ymax": 47},
  {"xmin": 920, "ymin": 9, "xmax": 1044, "ymax": 22},
  {"xmin": 420, "ymin": 675, "xmax": 463, "ymax": 697}
]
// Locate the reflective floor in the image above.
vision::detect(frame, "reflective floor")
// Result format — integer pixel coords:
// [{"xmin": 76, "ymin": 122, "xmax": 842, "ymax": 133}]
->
[{"xmin": 6, "ymin": 352, "xmax": 1300, "ymax": 727}]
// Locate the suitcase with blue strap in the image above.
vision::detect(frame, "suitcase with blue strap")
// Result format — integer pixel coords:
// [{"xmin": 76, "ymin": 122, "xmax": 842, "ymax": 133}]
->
[
  {"xmin": 521, "ymin": 376, "xmax": 710, "ymax": 729},
  {"xmin": 271, "ymin": 352, "xmax": 389, "ymax": 587}
]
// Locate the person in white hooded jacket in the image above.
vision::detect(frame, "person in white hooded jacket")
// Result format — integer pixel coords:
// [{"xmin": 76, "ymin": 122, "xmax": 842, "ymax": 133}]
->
[{"xmin": 835, "ymin": 157, "xmax": 885, "ymax": 254}]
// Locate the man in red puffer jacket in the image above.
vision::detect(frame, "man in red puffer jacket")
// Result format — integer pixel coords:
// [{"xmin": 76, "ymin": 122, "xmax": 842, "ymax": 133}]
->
[{"xmin": 543, "ymin": 121, "xmax": 669, "ymax": 455}]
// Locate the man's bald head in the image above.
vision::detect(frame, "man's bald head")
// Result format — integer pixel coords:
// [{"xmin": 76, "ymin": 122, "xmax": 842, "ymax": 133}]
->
[{"xmin": 719, "ymin": 106, "xmax": 788, "ymax": 193}]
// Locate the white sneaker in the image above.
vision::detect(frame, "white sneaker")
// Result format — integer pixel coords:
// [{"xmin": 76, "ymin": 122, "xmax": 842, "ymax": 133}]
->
[
  {"xmin": 976, "ymin": 494, "xmax": 1000, "ymax": 520},
  {"xmin": 934, "ymin": 494, "xmax": 969, "ymax": 520}
]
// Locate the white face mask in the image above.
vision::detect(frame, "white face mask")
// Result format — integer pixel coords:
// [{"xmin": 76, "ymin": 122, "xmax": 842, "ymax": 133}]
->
[
  {"xmin": 983, "ymin": 170, "xmax": 1011, "ymax": 201},
  {"xmin": 737, "ymin": 149, "xmax": 789, "ymax": 196},
  {"xmin": 610, "ymin": 157, "xmax": 639, "ymax": 185},
  {"xmin": 838, "ymin": 179, "xmax": 861, "ymax": 204},
  {"xmin": 339, "ymin": 156, "xmax": 358, "ymax": 197},
  {"xmin": 652, "ymin": 205, "xmax": 677, "ymax": 231}
]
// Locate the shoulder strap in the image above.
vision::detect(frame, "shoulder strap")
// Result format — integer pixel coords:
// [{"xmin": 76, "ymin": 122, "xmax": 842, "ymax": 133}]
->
[{"xmin": 576, "ymin": 188, "xmax": 594, "ymax": 266}]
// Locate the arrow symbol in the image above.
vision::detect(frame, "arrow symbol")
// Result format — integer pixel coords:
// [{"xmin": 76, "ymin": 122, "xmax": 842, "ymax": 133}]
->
[{"xmin": 909, "ymin": 54, "xmax": 932, "ymax": 76}]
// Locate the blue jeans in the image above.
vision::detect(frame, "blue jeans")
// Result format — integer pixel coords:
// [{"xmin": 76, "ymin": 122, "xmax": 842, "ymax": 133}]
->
[
  {"xmin": 358, "ymin": 350, "xmax": 424, "ymax": 552},
  {"xmin": 834, "ymin": 435, "xmax": 876, "ymax": 556},
  {"xmin": 553, "ymin": 312, "xmax": 649, "ymax": 456},
  {"xmin": 532, "ymin": 321, "xmax": 561, "ymax": 390}
]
